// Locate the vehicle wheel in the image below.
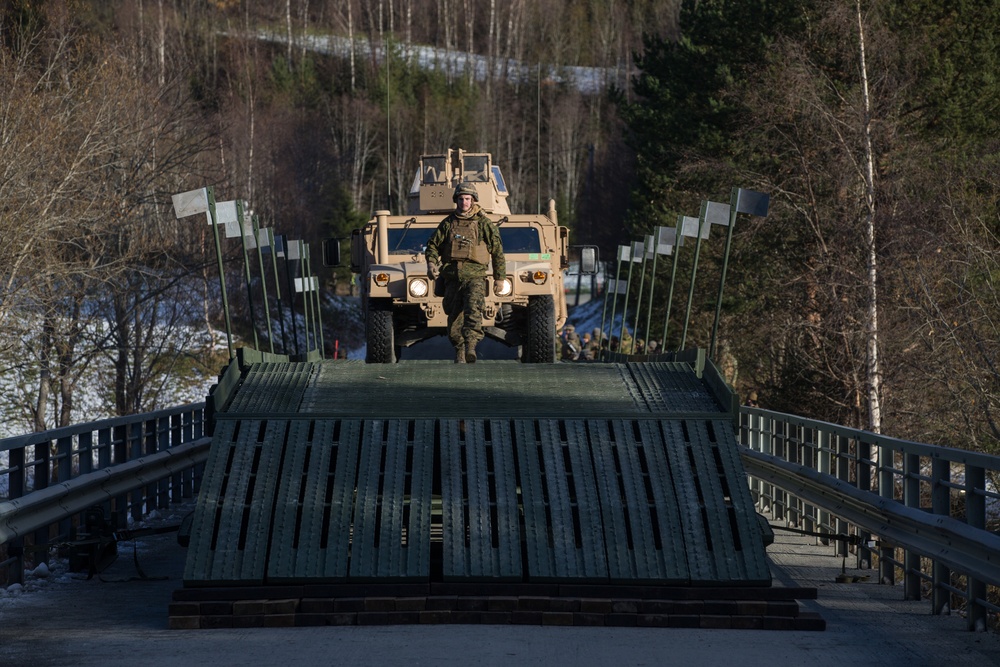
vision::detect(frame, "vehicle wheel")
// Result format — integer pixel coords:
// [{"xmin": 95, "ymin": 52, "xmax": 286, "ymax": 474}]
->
[
  {"xmin": 366, "ymin": 299, "xmax": 395, "ymax": 363},
  {"xmin": 525, "ymin": 295, "xmax": 556, "ymax": 363},
  {"xmin": 499, "ymin": 303, "xmax": 514, "ymax": 324}
]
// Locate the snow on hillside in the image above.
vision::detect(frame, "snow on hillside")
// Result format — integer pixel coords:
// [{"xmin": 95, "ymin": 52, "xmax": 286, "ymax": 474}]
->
[{"xmin": 254, "ymin": 28, "xmax": 629, "ymax": 95}]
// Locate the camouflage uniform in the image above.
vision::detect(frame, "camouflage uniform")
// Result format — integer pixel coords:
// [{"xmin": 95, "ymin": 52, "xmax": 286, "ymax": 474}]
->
[
  {"xmin": 586, "ymin": 328, "xmax": 604, "ymax": 360},
  {"xmin": 562, "ymin": 327, "xmax": 582, "ymax": 360},
  {"xmin": 579, "ymin": 333, "xmax": 593, "ymax": 360},
  {"xmin": 425, "ymin": 201, "xmax": 505, "ymax": 357},
  {"xmin": 619, "ymin": 325, "xmax": 634, "ymax": 354}
]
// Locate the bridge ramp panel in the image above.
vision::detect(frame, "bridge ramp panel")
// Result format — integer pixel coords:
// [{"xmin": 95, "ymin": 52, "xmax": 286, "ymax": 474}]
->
[
  {"xmin": 183, "ymin": 419, "xmax": 286, "ymax": 585},
  {"xmin": 515, "ymin": 419, "xmax": 609, "ymax": 581},
  {"xmin": 440, "ymin": 420, "xmax": 522, "ymax": 581},
  {"xmin": 348, "ymin": 419, "xmax": 434, "ymax": 580},
  {"xmin": 265, "ymin": 419, "xmax": 361, "ymax": 581},
  {"xmin": 660, "ymin": 419, "xmax": 770, "ymax": 584},
  {"xmin": 588, "ymin": 418, "xmax": 691, "ymax": 583}
]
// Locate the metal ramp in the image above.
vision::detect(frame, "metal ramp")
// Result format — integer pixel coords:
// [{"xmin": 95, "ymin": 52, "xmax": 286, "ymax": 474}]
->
[{"xmin": 183, "ymin": 359, "xmax": 769, "ymax": 588}]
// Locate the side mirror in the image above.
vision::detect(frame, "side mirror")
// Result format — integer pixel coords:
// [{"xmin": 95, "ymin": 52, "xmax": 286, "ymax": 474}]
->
[
  {"xmin": 322, "ymin": 237, "xmax": 342, "ymax": 267},
  {"xmin": 578, "ymin": 245, "xmax": 599, "ymax": 274}
]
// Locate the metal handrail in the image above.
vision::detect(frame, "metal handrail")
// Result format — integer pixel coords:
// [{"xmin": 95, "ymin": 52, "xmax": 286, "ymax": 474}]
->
[
  {"xmin": 739, "ymin": 407, "xmax": 1000, "ymax": 632},
  {"xmin": 740, "ymin": 449, "xmax": 1000, "ymax": 585},
  {"xmin": 0, "ymin": 403, "xmax": 205, "ymax": 453},
  {"xmin": 0, "ymin": 402, "xmax": 209, "ymax": 586},
  {"xmin": 0, "ymin": 437, "xmax": 211, "ymax": 544}
]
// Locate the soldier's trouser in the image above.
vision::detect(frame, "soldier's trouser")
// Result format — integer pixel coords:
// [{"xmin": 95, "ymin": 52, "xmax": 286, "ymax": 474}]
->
[{"xmin": 443, "ymin": 277, "xmax": 486, "ymax": 348}]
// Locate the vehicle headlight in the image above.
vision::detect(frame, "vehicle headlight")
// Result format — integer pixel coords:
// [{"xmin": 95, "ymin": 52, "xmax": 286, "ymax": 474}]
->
[
  {"xmin": 531, "ymin": 270, "xmax": 548, "ymax": 285},
  {"xmin": 373, "ymin": 272, "xmax": 390, "ymax": 287},
  {"xmin": 496, "ymin": 277, "xmax": 513, "ymax": 296},
  {"xmin": 408, "ymin": 278, "xmax": 429, "ymax": 298}
]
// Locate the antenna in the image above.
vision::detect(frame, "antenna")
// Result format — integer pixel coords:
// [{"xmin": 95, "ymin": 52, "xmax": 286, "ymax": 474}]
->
[
  {"xmin": 536, "ymin": 62, "xmax": 541, "ymax": 214},
  {"xmin": 386, "ymin": 32, "xmax": 391, "ymax": 212}
]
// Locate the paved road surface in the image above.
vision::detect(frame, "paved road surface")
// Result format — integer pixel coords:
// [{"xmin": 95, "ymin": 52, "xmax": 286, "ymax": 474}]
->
[{"xmin": 3, "ymin": 510, "xmax": 998, "ymax": 667}]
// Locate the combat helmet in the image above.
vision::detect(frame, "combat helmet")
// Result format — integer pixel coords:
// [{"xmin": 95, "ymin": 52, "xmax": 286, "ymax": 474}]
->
[{"xmin": 453, "ymin": 182, "xmax": 479, "ymax": 202}]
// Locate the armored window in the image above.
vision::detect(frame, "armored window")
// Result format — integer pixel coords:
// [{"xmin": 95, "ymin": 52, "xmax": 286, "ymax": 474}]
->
[
  {"xmin": 499, "ymin": 228, "xmax": 541, "ymax": 253},
  {"xmin": 422, "ymin": 157, "xmax": 447, "ymax": 184},
  {"xmin": 462, "ymin": 155, "xmax": 490, "ymax": 182},
  {"xmin": 387, "ymin": 228, "xmax": 435, "ymax": 254},
  {"xmin": 491, "ymin": 166, "xmax": 508, "ymax": 195}
]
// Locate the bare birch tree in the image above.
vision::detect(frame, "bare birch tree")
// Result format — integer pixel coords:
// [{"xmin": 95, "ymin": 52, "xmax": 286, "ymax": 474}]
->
[{"xmin": 856, "ymin": 0, "xmax": 882, "ymax": 434}]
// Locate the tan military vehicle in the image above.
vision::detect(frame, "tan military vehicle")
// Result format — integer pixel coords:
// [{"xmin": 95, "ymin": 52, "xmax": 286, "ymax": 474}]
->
[{"xmin": 348, "ymin": 149, "xmax": 595, "ymax": 363}]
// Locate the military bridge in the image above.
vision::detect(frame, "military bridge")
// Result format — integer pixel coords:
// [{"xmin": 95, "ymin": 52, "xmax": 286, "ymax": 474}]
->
[{"xmin": 171, "ymin": 349, "xmax": 820, "ymax": 629}]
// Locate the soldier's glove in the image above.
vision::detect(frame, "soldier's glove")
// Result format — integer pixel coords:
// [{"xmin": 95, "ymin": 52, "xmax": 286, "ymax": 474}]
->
[
  {"xmin": 493, "ymin": 279, "xmax": 506, "ymax": 296},
  {"xmin": 427, "ymin": 262, "xmax": 441, "ymax": 279}
]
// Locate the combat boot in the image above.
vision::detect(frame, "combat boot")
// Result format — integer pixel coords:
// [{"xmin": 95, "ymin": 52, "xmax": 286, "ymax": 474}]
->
[
  {"xmin": 465, "ymin": 342, "xmax": 477, "ymax": 363},
  {"xmin": 455, "ymin": 347, "xmax": 466, "ymax": 364}
]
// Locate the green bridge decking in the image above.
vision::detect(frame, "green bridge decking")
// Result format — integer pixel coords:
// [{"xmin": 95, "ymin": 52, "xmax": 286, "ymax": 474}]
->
[{"xmin": 182, "ymin": 359, "xmax": 771, "ymax": 589}]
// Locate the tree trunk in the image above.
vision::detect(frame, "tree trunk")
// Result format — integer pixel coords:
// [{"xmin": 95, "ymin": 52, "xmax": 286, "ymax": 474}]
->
[
  {"xmin": 286, "ymin": 0, "xmax": 293, "ymax": 70},
  {"xmin": 56, "ymin": 298, "xmax": 82, "ymax": 429},
  {"xmin": 857, "ymin": 0, "xmax": 882, "ymax": 435},
  {"xmin": 157, "ymin": 0, "xmax": 165, "ymax": 86},
  {"xmin": 348, "ymin": 0, "xmax": 356, "ymax": 91},
  {"xmin": 463, "ymin": 0, "xmax": 474, "ymax": 87},
  {"xmin": 114, "ymin": 294, "xmax": 131, "ymax": 416},
  {"xmin": 404, "ymin": 0, "xmax": 412, "ymax": 58},
  {"xmin": 34, "ymin": 318, "xmax": 54, "ymax": 433},
  {"xmin": 300, "ymin": 0, "xmax": 310, "ymax": 64},
  {"xmin": 486, "ymin": 0, "xmax": 495, "ymax": 96}
]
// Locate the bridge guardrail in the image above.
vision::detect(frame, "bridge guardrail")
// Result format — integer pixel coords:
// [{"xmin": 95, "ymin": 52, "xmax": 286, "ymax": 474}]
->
[
  {"xmin": 739, "ymin": 407, "xmax": 1000, "ymax": 631},
  {"xmin": 0, "ymin": 403, "xmax": 208, "ymax": 586}
]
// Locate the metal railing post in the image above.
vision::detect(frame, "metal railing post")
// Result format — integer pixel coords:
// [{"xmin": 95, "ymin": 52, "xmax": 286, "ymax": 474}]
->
[
  {"xmin": 79, "ymin": 430, "xmax": 94, "ymax": 475},
  {"xmin": 965, "ymin": 465, "xmax": 987, "ymax": 631},
  {"xmin": 762, "ymin": 414, "xmax": 775, "ymax": 515},
  {"xmin": 129, "ymin": 420, "xmax": 144, "ymax": 525},
  {"xmin": 32, "ymin": 441, "xmax": 51, "ymax": 566},
  {"xmin": 157, "ymin": 414, "xmax": 172, "ymax": 510},
  {"xmin": 57, "ymin": 434, "xmax": 73, "ymax": 542},
  {"xmin": 857, "ymin": 436, "xmax": 873, "ymax": 569},
  {"xmin": 835, "ymin": 433, "xmax": 850, "ymax": 558},
  {"xmin": 931, "ymin": 457, "xmax": 951, "ymax": 615},
  {"xmin": 903, "ymin": 451, "xmax": 920, "ymax": 597},
  {"xmin": 8, "ymin": 446, "xmax": 25, "ymax": 585},
  {"xmin": 775, "ymin": 419, "xmax": 789, "ymax": 522},
  {"xmin": 817, "ymin": 428, "xmax": 831, "ymax": 544}
]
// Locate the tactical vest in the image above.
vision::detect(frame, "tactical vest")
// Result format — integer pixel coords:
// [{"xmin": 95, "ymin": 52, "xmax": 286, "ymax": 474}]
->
[{"xmin": 448, "ymin": 216, "xmax": 491, "ymax": 264}]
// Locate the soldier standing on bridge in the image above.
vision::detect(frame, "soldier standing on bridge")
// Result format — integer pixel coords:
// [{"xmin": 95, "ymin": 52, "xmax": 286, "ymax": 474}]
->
[{"xmin": 425, "ymin": 182, "xmax": 506, "ymax": 364}]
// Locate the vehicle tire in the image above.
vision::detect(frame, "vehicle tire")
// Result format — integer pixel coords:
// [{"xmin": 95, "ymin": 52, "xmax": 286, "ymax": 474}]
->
[
  {"xmin": 366, "ymin": 299, "xmax": 395, "ymax": 363},
  {"xmin": 525, "ymin": 295, "xmax": 556, "ymax": 363}
]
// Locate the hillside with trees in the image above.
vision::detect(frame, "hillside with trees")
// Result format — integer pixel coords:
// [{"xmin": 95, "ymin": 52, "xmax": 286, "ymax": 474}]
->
[{"xmin": 1, "ymin": 0, "xmax": 997, "ymax": 458}]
